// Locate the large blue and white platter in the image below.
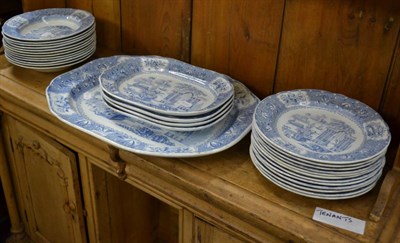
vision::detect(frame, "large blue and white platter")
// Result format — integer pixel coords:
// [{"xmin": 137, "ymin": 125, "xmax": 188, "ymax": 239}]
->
[
  {"xmin": 99, "ymin": 56, "xmax": 234, "ymax": 116},
  {"xmin": 2, "ymin": 8, "xmax": 95, "ymax": 41},
  {"xmin": 254, "ymin": 89, "xmax": 391, "ymax": 164},
  {"xmin": 46, "ymin": 56, "xmax": 258, "ymax": 157}
]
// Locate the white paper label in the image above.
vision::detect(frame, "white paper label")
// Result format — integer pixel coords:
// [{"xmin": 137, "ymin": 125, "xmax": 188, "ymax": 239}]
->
[{"xmin": 312, "ymin": 207, "xmax": 365, "ymax": 235}]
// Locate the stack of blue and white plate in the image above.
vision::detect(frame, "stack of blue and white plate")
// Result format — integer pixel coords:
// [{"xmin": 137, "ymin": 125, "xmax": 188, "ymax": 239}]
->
[
  {"xmin": 250, "ymin": 89, "xmax": 391, "ymax": 200},
  {"xmin": 99, "ymin": 56, "xmax": 235, "ymax": 131},
  {"xmin": 2, "ymin": 8, "xmax": 96, "ymax": 72}
]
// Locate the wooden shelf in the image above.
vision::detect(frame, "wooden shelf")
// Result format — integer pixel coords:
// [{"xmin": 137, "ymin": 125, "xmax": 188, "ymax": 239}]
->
[{"xmin": 1, "ymin": 54, "xmax": 400, "ymax": 242}]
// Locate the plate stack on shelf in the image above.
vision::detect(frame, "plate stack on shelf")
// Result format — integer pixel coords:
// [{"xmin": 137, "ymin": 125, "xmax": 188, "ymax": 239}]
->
[
  {"xmin": 2, "ymin": 8, "xmax": 96, "ymax": 72},
  {"xmin": 99, "ymin": 56, "xmax": 235, "ymax": 131},
  {"xmin": 250, "ymin": 89, "xmax": 391, "ymax": 200}
]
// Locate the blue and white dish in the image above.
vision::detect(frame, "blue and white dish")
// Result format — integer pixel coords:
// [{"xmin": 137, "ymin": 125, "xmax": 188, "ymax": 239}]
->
[
  {"xmin": 249, "ymin": 146, "xmax": 380, "ymax": 200},
  {"xmin": 2, "ymin": 8, "xmax": 94, "ymax": 41},
  {"xmin": 103, "ymin": 95, "xmax": 234, "ymax": 131},
  {"xmin": 4, "ymin": 44, "xmax": 96, "ymax": 72},
  {"xmin": 100, "ymin": 56, "xmax": 234, "ymax": 116},
  {"xmin": 103, "ymin": 94, "xmax": 233, "ymax": 127},
  {"xmin": 2, "ymin": 32, "xmax": 96, "ymax": 56},
  {"xmin": 249, "ymin": 89, "xmax": 391, "ymax": 199},
  {"xmin": 252, "ymin": 123, "xmax": 385, "ymax": 169},
  {"xmin": 251, "ymin": 132, "xmax": 384, "ymax": 178},
  {"xmin": 252, "ymin": 147, "xmax": 383, "ymax": 191},
  {"xmin": 4, "ymin": 42, "xmax": 96, "ymax": 65},
  {"xmin": 102, "ymin": 89, "xmax": 234, "ymax": 123},
  {"xmin": 254, "ymin": 89, "xmax": 391, "ymax": 164},
  {"xmin": 46, "ymin": 56, "xmax": 258, "ymax": 157},
  {"xmin": 2, "ymin": 8, "xmax": 96, "ymax": 72},
  {"xmin": 251, "ymin": 137, "xmax": 385, "ymax": 185},
  {"xmin": 2, "ymin": 23, "xmax": 96, "ymax": 47}
]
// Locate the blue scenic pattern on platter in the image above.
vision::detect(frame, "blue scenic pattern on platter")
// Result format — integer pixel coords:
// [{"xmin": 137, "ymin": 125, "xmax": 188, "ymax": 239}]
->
[
  {"xmin": 121, "ymin": 75, "xmax": 209, "ymax": 111},
  {"xmin": 46, "ymin": 55, "xmax": 258, "ymax": 157},
  {"xmin": 254, "ymin": 89, "xmax": 391, "ymax": 163},
  {"xmin": 99, "ymin": 56, "xmax": 234, "ymax": 115},
  {"xmin": 2, "ymin": 8, "xmax": 94, "ymax": 41}
]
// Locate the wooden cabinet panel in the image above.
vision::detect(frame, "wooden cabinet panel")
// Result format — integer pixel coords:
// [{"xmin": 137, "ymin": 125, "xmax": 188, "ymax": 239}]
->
[
  {"xmin": 379, "ymin": 35, "xmax": 400, "ymax": 165},
  {"xmin": 191, "ymin": 0, "xmax": 284, "ymax": 98},
  {"xmin": 274, "ymin": 0, "xmax": 400, "ymax": 110},
  {"xmin": 66, "ymin": 0, "xmax": 92, "ymax": 12},
  {"xmin": 194, "ymin": 218, "xmax": 246, "ymax": 243},
  {"xmin": 121, "ymin": 0, "xmax": 191, "ymax": 61},
  {"xmin": 93, "ymin": 0, "xmax": 121, "ymax": 51},
  {"xmin": 4, "ymin": 117, "xmax": 85, "ymax": 243},
  {"xmin": 21, "ymin": 0, "xmax": 65, "ymax": 11},
  {"xmin": 80, "ymin": 159, "xmax": 180, "ymax": 243}
]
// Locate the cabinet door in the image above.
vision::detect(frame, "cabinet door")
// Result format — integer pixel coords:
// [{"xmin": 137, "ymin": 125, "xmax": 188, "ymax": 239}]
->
[{"xmin": 5, "ymin": 116, "xmax": 86, "ymax": 243}]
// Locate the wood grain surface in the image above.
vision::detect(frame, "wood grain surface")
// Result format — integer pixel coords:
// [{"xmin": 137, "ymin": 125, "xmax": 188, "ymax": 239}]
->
[
  {"xmin": 380, "ymin": 32, "xmax": 400, "ymax": 165},
  {"xmin": 274, "ymin": 0, "xmax": 400, "ymax": 110},
  {"xmin": 120, "ymin": 0, "xmax": 191, "ymax": 61},
  {"xmin": 191, "ymin": 0, "xmax": 285, "ymax": 98},
  {"xmin": 21, "ymin": 0, "xmax": 65, "ymax": 11}
]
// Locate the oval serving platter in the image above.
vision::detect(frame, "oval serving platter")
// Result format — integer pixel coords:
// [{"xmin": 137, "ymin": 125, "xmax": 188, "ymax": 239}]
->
[
  {"xmin": 102, "ymin": 94, "xmax": 234, "ymax": 129},
  {"xmin": 46, "ymin": 56, "xmax": 258, "ymax": 157},
  {"xmin": 101, "ymin": 89, "xmax": 234, "ymax": 124},
  {"xmin": 99, "ymin": 56, "xmax": 234, "ymax": 116}
]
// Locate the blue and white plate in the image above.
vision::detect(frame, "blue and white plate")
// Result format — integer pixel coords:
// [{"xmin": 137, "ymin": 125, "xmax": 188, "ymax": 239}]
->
[
  {"xmin": 251, "ymin": 132, "xmax": 384, "ymax": 178},
  {"xmin": 46, "ymin": 56, "xmax": 258, "ymax": 157},
  {"xmin": 102, "ymin": 89, "xmax": 234, "ymax": 123},
  {"xmin": 249, "ymin": 145, "xmax": 380, "ymax": 200},
  {"xmin": 2, "ymin": 8, "xmax": 96, "ymax": 72},
  {"xmin": 254, "ymin": 89, "xmax": 391, "ymax": 164},
  {"xmin": 100, "ymin": 56, "xmax": 234, "ymax": 116},
  {"xmin": 2, "ymin": 24, "xmax": 96, "ymax": 50},
  {"xmin": 103, "ymin": 95, "xmax": 234, "ymax": 131},
  {"xmin": 2, "ymin": 8, "xmax": 94, "ymax": 41},
  {"xmin": 103, "ymin": 94, "xmax": 233, "ymax": 126},
  {"xmin": 252, "ymin": 146, "xmax": 383, "ymax": 191},
  {"xmin": 2, "ymin": 32, "xmax": 96, "ymax": 56},
  {"xmin": 4, "ymin": 43, "xmax": 96, "ymax": 72},
  {"xmin": 4, "ymin": 42, "xmax": 96, "ymax": 65},
  {"xmin": 251, "ymin": 137, "xmax": 385, "ymax": 184}
]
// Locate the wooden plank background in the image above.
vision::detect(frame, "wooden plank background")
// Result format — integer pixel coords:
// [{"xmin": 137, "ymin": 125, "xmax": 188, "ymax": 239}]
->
[
  {"xmin": 275, "ymin": 0, "xmax": 400, "ymax": 110},
  {"xmin": 18, "ymin": 0, "xmax": 400, "ymax": 165},
  {"xmin": 191, "ymin": 0, "xmax": 284, "ymax": 98},
  {"xmin": 120, "ymin": 0, "xmax": 191, "ymax": 61}
]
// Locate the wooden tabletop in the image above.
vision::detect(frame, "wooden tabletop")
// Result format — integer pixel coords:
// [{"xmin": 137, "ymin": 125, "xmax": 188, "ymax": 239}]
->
[{"xmin": 1, "ymin": 54, "xmax": 399, "ymax": 242}]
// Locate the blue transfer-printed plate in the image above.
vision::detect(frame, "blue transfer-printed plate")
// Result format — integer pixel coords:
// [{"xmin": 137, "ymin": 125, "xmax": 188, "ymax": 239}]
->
[
  {"xmin": 249, "ymin": 145, "xmax": 381, "ymax": 200},
  {"xmin": 251, "ymin": 134, "xmax": 385, "ymax": 185},
  {"xmin": 99, "ymin": 56, "xmax": 234, "ymax": 116},
  {"xmin": 251, "ymin": 132, "xmax": 384, "ymax": 177},
  {"xmin": 253, "ymin": 89, "xmax": 391, "ymax": 163},
  {"xmin": 102, "ymin": 94, "xmax": 234, "ymax": 131},
  {"xmin": 101, "ymin": 89, "xmax": 234, "ymax": 123},
  {"xmin": 46, "ymin": 56, "xmax": 258, "ymax": 157},
  {"xmin": 2, "ymin": 8, "xmax": 94, "ymax": 41}
]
